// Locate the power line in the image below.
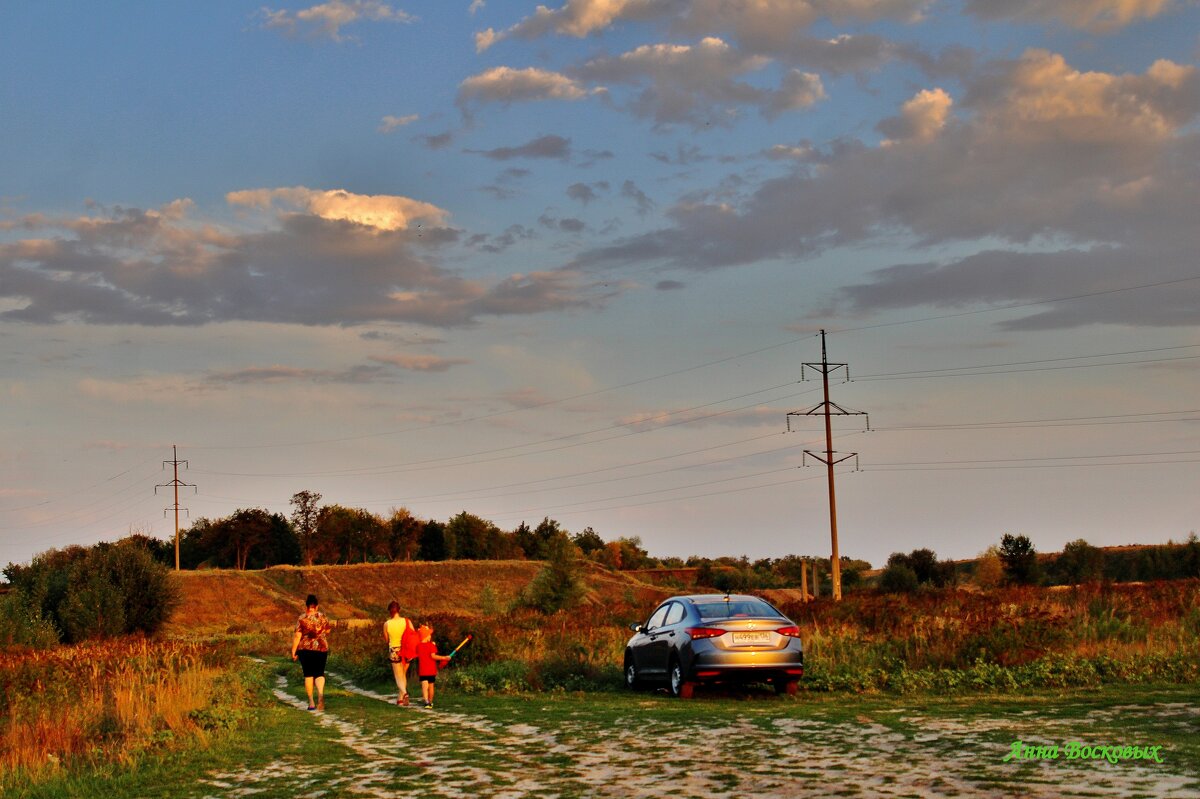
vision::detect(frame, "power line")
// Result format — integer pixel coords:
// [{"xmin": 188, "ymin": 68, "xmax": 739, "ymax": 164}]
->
[
  {"xmin": 869, "ymin": 459, "xmax": 1200, "ymax": 472},
  {"xmin": 856, "ymin": 354, "xmax": 1200, "ymax": 382},
  {"xmin": 357, "ymin": 434, "xmax": 821, "ymax": 508},
  {"xmin": 869, "ymin": 448, "xmax": 1200, "ymax": 467},
  {"xmin": 192, "ymin": 383, "xmax": 821, "ymax": 479},
  {"xmin": 485, "ymin": 471, "xmax": 829, "ymax": 523}
]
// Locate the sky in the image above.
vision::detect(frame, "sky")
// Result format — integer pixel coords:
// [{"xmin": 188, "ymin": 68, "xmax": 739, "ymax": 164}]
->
[{"xmin": 2, "ymin": 0, "xmax": 1199, "ymax": 570}]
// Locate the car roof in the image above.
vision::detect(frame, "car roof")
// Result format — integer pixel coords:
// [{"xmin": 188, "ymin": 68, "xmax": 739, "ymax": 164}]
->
[{"xmin": 667, "ymin": 594, "xmax": 768, "ymax": 604}]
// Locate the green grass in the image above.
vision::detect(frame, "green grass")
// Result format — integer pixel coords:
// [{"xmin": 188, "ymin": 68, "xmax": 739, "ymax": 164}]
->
[{"xmin": 11, "ymin": 658, "xmax": 1200, "ymax": 798}]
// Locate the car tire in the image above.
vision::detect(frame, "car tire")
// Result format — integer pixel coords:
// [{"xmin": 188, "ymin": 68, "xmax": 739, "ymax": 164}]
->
[
  {"xmin": 668, "ymin": 658, "xmax": 694, "ymax": 699},
  {"xmin": 624, "ymin": 653, "xmax": 643, "ymax": 691},
  {"xmin": 775, "ymin": 679, "xmax": 799, "ymax": 696}
]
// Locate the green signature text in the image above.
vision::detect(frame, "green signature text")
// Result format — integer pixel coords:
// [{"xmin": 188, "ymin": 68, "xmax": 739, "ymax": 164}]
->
[{"xmin": 1002, "ymin": 740, "xmax": 1165, "ymax": 764}]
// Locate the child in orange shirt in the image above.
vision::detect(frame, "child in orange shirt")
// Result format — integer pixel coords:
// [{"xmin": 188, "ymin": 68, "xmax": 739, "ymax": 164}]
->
[{"xmin": 414, "ymin": 623, "xmax": 450, "ymax": 708}]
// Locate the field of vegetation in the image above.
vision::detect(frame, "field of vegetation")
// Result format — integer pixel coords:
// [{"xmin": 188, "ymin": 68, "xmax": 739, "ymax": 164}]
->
[
  {"xmin": 0, "ymin": 637, "xmax": 259, "ymax": 793},
  {"xmin": 3, "ymin": 543, "xmax": 1199, "ymax": 796}
]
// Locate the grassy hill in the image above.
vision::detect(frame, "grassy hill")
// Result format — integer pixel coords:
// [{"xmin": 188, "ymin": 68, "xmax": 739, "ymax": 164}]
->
[{"xmin": 164, "ymin": 559, "xmax": 672, "ymax": 636}]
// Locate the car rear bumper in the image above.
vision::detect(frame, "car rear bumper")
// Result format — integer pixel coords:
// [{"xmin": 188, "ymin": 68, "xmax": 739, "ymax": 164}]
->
[{"xmin": 685, "ymin": 645, "xmax": 804, "ymax": 679}]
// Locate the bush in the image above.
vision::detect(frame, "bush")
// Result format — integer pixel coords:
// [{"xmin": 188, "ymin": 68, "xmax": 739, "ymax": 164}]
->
[
  {"xmin": 517, "ymin": 534, "xmax": 586, "ymax": 614},
  {"xmin": 879, "ymin": 563, "xmax": 919, "ymax": 593},
  {"xmin": 2, "ymin": 541, "xmax": 179, "ymax": 643},
  {"xmin": 449, "ymin": 660, "xmax": 532, "ymax": 694},
  {"xmin": 0, "ymin": 591, "xmax": 60, "ymax": 648}
]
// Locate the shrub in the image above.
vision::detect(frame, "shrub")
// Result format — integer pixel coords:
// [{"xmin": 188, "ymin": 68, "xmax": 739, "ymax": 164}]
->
[
  {"xmin": 2, "ymin": 542, "xmax": 179, "ymax": 644},
  {"xmin": 449, "ymin": 660, "xmax": 532, "ymax": 694},
  {"xmin": 879, "ymin": 563, "xmax": 919, "ymax": 593},
  {"xmin": 517, "ymin": 534, "xmax": 586, "ymax": 614},
  {"xmin": 0, "ymin": 592, "xmax": 60, "ymax": 648}
]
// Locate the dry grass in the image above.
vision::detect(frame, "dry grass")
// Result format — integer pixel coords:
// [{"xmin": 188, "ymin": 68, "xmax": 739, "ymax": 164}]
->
[
  {"xmin": 0, "ymin": 638, "xmax": 245, "ymax": 780},
  {"xmin": 165, "ymin": 559, "xmax": 667, "ymax": 636}
]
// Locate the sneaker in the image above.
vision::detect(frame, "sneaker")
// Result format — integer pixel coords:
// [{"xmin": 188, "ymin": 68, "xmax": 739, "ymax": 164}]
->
[{"xmin": 423, "ymin": 702, "xmax": 432, "ymax": 708}]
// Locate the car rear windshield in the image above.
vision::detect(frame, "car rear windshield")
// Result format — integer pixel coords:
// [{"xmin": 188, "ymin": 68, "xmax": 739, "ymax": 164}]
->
[{"xmin": 695, "ymin": 600, "xmax": 783, "ymax": 620}]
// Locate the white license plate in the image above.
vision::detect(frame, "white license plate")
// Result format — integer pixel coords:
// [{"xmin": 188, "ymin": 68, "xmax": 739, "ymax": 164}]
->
[{"xmin": 731, "ymin": 631, "xmax": 772, "ymax": 645}]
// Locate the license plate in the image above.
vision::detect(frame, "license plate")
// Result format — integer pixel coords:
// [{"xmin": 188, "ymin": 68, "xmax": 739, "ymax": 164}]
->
[{"xmin": 731, "ymin": 631, "xmax": 772, "ymax": 645}]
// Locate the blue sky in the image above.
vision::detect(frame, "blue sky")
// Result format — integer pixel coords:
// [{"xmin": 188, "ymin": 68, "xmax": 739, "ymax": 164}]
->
[{"xmin": 3, "ymin": 1, "xmax": 1199, "ymax": 569}]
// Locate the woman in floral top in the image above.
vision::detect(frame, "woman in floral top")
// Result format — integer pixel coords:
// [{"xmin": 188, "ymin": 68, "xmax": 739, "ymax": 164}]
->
[{"xmin": 290, "ymin": 593, "xmax": 332, "ymax": 711}]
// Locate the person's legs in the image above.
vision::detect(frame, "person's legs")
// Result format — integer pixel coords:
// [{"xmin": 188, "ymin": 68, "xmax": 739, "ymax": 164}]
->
[
  {"xmin": 304, "ymin": 676, "xmax": 315, "ymax": 708},
  {"xmin": 421, "ymin": 677, "xmax": 432, "ymax": 706},
  {"xmin": 315, "ymin": 675, "xmax": 325, "ymax": 709},
  {"xmin": 391, "ymin": 661, "xmax": 405, "ymax": 702},
  {"xmin": 399, "ymin": 659, "xmax": 409, "ymax": 701}
]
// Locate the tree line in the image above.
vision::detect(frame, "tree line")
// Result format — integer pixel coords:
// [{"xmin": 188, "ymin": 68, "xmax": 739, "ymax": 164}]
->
[
  {"xmin": 878, "ymin": 532, "xmax": 1200, "ymax": 592},
  {"xmin": 148, "ymin": 490, "xmax": 660, "ymax": 572}
]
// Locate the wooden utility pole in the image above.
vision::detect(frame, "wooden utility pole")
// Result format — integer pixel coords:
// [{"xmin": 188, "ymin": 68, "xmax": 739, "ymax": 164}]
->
[
  {"xmin": 787, "ymin": 331, "xmax": 868, "ymax": 601},
  {"xmin": 155, "ymin": 445, "xmax": 196, "ymax": 571}
]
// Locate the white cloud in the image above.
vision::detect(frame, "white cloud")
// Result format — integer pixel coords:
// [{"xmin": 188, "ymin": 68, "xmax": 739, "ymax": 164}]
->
[
  {"xmin": 260, "ymin": 1, "xmax": 414, "ymax": 42},
  {"xmin": 967, "ymin": 51, "xmax": 1199, "ymax": 144},
  {"xmin": 379, "ymin": 114, "xmax": 419, "ymax": 133},
  {"xmin": 458, "ymin": 66, "xmax": 593, "ymax": 107},
  {"xmin": 478, "ymin": 0, "xmax": 657, "ymax": 49},
  {"xmin": 573, "ymin": 37, "xmax": 823, "ymax": 127},
  {"xmin": 478, "ymin": 0, "xmax": 930, "ymax": 53},
  {"xmin": 226, "ymin": 186, "xmax": 448, "ymax": 231},
  {"xmin": 878, "ymin": 87, "xmax": 953, "ymax": 144}
]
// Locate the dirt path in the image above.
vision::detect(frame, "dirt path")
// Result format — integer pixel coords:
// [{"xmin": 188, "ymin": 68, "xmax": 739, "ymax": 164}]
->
[{"xmin": 200, "ymin": 674, "xmax": 1199, "ymax": 798}]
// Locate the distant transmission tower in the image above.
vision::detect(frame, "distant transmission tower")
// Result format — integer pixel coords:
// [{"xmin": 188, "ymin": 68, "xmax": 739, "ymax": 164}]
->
[
  {"xmin": 155, "ymin": 444, "xmax": 196, "ymax": 571},
  {"xmin": 787, "ymin": 330, "xmax": 869, "ymax": 600}
]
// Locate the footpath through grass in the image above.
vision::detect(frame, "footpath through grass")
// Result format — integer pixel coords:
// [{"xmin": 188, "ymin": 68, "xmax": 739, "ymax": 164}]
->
[{"xmin": 14, "ymin": 657, "xmax": 1200, "ymax": 799}]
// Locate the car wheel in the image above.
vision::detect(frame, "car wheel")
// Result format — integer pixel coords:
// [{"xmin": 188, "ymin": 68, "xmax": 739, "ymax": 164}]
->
[
  {"xmin": 668, "ymin": 659, "xmax": 694, "ymax": 699},
  {"xmin": 775, "ymin": 679, "xmax": 799, "ymax": 696},
  {"xmin": 624, "ymin": 653, "xmax": 643, "ymax": 691}
]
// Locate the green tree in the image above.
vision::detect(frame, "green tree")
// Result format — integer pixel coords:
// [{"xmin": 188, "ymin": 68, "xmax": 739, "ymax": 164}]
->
[
  {"xmin": 572, "ymin": 526, "xmax": 605, "ymax": 556},
  {"xmin": 418, "ymin": 520, "xmax": 448, "ymax": 561},
  {"xmin": 187, "ymin": 508, "xmax": 296, "ymax": 569},
  {"xmin": 512, "ymin": 521, "xmax": 536, "ymax": 559},
  {"xmin": 519, "ymin": 533, "xmax": 586, "ymax": 613},
  {"xmin": 973, "ymin": 546, "xmax": 1004, "ymax": 589},
  {"xmin": 290, "ymin": 490, "xmax": 322, "ymax": 566},
  {"xmin": 316, "ymin": 505, "xmax": 388, "ymax": 564},
  {"xmin": 879, "ymin": 562, "xmax": 919, "ymax": 593},
  {"xmin": 999, "ymin": 533, "xmax": 1042, "ymax": 585},
  {"xmin": 385, "ymin": 507, "xmax": 424, "ymax": 561},
  {"xmin": 1054, "ymin": 539, "xmax": 1106, "ymax": 585},
  {"xmin": 446, "ymin": 511, "xmax": 510, "ymax": 560}
]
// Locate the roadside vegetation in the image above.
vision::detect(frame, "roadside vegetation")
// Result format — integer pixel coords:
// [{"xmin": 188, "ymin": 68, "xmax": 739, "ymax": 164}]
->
[{"xmin": 0, "ymin": 638, "xmax": 261, "ymax": 793}]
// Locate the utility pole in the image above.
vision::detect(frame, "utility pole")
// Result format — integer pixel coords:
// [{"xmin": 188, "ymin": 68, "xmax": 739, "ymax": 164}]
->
[
  {"xmin": 155, "ymin": 445, "xmax": 196, "ymax": 571},
  {"xmin": 787, "ymin": 330, "xmax": 868, "ymax": 601}
]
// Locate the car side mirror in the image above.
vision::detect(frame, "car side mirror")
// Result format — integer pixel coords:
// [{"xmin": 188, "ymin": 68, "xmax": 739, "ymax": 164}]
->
[{"xmin": 629, "ymin": 623, "xmax": 644, "ymax": 633}]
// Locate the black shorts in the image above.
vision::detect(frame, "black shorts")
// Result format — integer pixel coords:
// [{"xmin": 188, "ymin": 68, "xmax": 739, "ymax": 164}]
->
[
  {"xmin": 420, "ymin": 674, "xmax": 436, "ymax": 684},
  {"xmin": 297, "ymin": 649, "xmax": 328, "ymax": 678}
]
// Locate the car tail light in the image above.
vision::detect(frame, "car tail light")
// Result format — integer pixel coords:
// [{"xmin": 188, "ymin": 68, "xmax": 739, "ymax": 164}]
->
[
  {"xmin": 776, "ymin": 625, "xmax": 802, "ymax": 637},
  {"xmin": 686, "ymin": 627, "xmax": 726, "ymax": 640}
]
